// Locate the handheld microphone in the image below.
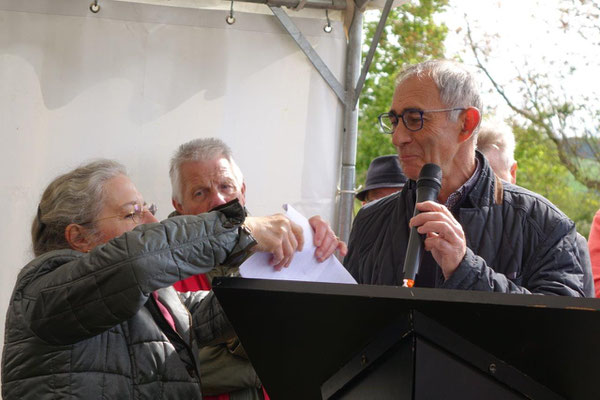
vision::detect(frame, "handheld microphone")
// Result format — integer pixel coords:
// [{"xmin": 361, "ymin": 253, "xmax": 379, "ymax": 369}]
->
[{"xmin": 402, "ymin": 163, "xmax": 442, "ymax": 288}]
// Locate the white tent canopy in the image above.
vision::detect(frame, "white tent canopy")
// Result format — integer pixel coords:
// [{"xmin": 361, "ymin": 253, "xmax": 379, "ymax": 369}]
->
[
  {"xmin": 0, "ymin": 0, "xmax": 403, "ymax": 386},
  {"xmin": 1, "ymin": 0, "xmax": 346, "ymax": 368}
]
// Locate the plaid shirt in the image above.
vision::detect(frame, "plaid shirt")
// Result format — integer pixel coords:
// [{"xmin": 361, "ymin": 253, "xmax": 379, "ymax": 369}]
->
[{"xmin": 445, "ymin": 154, "xmax": 482, "ymax": 213}]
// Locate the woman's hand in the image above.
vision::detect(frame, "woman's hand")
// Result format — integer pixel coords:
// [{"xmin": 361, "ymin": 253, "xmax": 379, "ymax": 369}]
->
[{"xmin": 244, "ymin": 215, "xmax": 304, "ymax": 270}]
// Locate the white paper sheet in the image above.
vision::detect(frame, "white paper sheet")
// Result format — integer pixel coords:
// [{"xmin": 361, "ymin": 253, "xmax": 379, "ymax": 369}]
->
[{"xmin": 239, "ymin": 205, "xmax": 357, "ymax": 284}]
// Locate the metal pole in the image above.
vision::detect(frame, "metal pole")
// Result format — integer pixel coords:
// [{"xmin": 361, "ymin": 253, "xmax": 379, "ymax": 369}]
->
[
  {"xmin": 353, "ymin": 0, "xmax": 394, "ymax": 109},
  {"xmin": 242, "ymin": 0, "xmax": 347, "ymax": 9},
  {"xmin": 337, "ymin": 5, "xmax": 362, "ymax": 244},
  {"xmin": 269, "ymin": 6, "xmax": 346, "ymax": 104}
]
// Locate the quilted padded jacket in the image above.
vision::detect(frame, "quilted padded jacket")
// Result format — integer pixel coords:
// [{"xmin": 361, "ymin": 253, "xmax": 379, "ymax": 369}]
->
[
  {"xmin": 1, "ymin": 200, "xmax": 256, "ymax": 399},
  {"xmin": 344, "ymin": 154, "xmax": 585, "ymax": 296}
]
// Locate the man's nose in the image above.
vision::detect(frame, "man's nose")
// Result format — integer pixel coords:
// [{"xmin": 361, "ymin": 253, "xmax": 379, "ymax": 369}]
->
[
  {"xmin": 392, "ymin": 124, "xmax": 412, "ymax": 147},
  {"xmin": 208, "ymin": 191, "xmax": 227, "ymax": 209}
]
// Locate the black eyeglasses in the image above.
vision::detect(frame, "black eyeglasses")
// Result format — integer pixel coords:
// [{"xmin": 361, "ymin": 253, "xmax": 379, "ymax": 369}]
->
[{"xmin": 378, "ymin": 107, "xmax": 466, "ymax": 134}]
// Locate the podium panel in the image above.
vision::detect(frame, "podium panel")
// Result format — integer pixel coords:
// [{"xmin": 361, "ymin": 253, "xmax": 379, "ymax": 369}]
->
[
  {"xmin": 321, "ymin": 311, "xmax": 558, "ymax": 400},
  {"xmin": 212, "ymin": 278, "xmax": 600, "ymax": 400}
]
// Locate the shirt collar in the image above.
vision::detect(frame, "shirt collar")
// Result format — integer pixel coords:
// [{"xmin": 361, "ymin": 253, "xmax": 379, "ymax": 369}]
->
[{"xmin": 445, "ymin": 154, "xmax": 482, "ymax": 212}]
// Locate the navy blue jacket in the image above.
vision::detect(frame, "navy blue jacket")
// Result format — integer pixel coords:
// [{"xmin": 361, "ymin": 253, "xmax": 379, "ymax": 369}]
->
[{"xmin": 344, "ymin": 155, "xmax": 585, "ymax": 296}]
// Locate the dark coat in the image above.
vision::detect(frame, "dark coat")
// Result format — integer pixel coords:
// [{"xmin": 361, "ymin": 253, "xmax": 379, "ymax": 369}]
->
[
  {"xmin": 344, "ymin": 155, "xmax": 585, "ymax": 296},
  {"xmin": 2, "ymin": 200, "xmax": 255, "ymax": 399}
]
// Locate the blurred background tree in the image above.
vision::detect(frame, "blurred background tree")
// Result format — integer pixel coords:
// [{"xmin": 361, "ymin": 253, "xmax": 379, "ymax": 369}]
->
[
  {"xmin": 356, "ymin": 0, "xmax": 600, "ymax": 236},
  {"xmin": 512, "ymin": 123, "xmax": 600, "ymax": 237},
  {"xmin": 460, "ymin": 0, "xmax": 600, "ymax": 236}
]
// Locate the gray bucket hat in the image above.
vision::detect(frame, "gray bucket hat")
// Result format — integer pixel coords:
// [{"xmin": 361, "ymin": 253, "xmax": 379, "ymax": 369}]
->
[{"xmin": 356, "ymin": 155, "xmax": 408, "ymax": 201}]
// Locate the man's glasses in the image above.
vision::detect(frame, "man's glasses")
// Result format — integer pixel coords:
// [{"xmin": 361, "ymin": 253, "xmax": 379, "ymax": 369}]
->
[
  {"xmin": 378, "ymin": 108, "xmax": 466, "ymax": 134},
  {"xmin": 82, "ymin": 203, "xmax": 157, "ymax": 225}
]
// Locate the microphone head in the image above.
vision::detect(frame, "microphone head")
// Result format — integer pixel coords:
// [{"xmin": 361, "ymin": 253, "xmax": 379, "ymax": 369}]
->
[{"xmin": 417, "ymin": 163, "xmax": 442, "ymax": 189}]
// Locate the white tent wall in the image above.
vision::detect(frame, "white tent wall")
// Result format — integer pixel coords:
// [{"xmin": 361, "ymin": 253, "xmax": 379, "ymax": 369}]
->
[{"xmin": 0, "ymin": 0, "xmax": 346, "ymax": 380}]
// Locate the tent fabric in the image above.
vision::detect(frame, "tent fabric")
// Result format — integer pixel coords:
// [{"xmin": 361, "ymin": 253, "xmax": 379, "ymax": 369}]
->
[{"xmin": 0, "ymin": 0, "xmax": 346, "ymax": 380}]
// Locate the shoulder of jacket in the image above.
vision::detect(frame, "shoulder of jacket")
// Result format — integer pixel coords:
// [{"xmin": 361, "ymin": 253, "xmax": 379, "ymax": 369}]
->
[
  {"xmin": 357, "ymin": 190, "xmax": 404, "ymax": 218},
  {"xmin": 502, "ymin": 182, "xmax": 568, "ymax": 219},
  {"xmin": 17, "ymin": 249, "xmax": 81, "ymax": 288},
  {"xmin": 500, "ymin": 182, "xmax": 575, "ymax": 240}
]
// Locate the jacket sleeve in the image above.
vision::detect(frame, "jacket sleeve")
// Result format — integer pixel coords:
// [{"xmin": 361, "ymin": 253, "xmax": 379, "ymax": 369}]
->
[
  {"xmin": 195, "ymin": 343, "xmax": 260, "ymax": 395},
  {"xmin": 343, "ymin": 208, "xmax": 365, "ymax": 282},
  {"xmin": 576, "ymin": 233, "xmax": 595, "ymax": 298},
  {"xmin": 177, "ymin": 290, "xmax": 234, "ymax": 347},
  {"xmin": 20, "ymin": 201, "xmax": 255, "ymax": 345},
  {"xmin": 587, "ymin": 209, "xmax": 600, "ymax": 297},
  {"xmin": 442, "ymin": 218, "xmax": 585, "ymax": 296}
]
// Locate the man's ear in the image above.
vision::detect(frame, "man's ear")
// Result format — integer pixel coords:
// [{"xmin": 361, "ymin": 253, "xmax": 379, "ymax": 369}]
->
[
  {"xmin": 510, "ymin": 161, "xmax": 518, "ymax": 184},
  {"xmin": 172, "ymin": 198, "xmax": 184, "ymax": 215},
  {"xmin": 65, "ymin": 223, "xmax": 93, "ymax": 253},
  {"xmin": 239, "ymin": 182, "xmax": 247, "ymax": 206},
  {"xmin": 458, "ymin": 107, "xmax": 481, "ymax": 142}
]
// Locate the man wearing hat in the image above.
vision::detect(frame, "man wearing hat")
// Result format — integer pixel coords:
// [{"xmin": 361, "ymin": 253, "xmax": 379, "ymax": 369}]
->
[{"xmin": 356, "ymin": 155, "xmax": 408, "ymax": 205}]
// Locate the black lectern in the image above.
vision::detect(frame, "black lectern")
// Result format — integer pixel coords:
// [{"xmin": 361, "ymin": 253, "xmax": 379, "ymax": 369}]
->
[{"xmin": 212, "ymin": 278, "xmax": 600, "ymax": 400}]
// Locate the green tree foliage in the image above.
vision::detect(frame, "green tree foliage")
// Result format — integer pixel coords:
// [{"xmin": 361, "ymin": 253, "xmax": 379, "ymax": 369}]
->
[
  {"xmin": 513, "ymin": 123, "xmax": 600, "ymax": 238},
  {"xmin": 355, "ymin": 0, "xmax": 600, "ymax": 237},
  {"xmin": 357, "ymin": 0, "xmax": 449, "ymax": 189}
]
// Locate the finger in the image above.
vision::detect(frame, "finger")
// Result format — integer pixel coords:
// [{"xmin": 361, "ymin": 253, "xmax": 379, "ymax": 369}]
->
[
  {"xmin": 410, "ymin": 208, "xmax": 456, "ymax": 228},
  {"xmin": 423, "ymin": 232, "xmax": 441, "ymax": 251},
  {"xmin": 278, "ymin": 234, "xmax": 295, "ymax": 269},
  {"xmin": 410, "ymin": 211, "xmax": 443, "ymax": 228},
  {"xmin": 270, "ymin": 241, "xmax": 284, "ymax": 268},
  {"xmin": 317, "ymin": 235, "xmax": 338, "ymax": 262},
  {"xmin": 337, "ymin": 240, "xmax": 348, "ymax": 257},
  {"xmin": 417, "ymin": 220, "xmax": 463, "ymax": 243},
  {"xmin": 287, "ymin": 226, "xmax": 299, "ymax": 253},
  {"xmin": 415, "ymin": 200, "xmax": 445, "ymax": 212},
  {"xmin": 309, "ymin": 216, "xmax": 327, "ymax": 247},
  {"xmin": 314, "ymin": 232, "xmax": 332, "ymax": 260},
  {"xmin": 424, "ymin": 235, "xmax": 448, "ymax": 252},
  {"xmin": 290, "ymin": 221, "xmax": 304, "ymax": 252},
  {"xmin": 412, "ymin": 201, "xmax": 453, "ymax": 221}
]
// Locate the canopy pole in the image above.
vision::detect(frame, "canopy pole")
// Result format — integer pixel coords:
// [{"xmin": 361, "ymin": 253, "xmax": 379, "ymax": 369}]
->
[
  {"xmin": 269, "ymin": 6, "xmax": 346, "ymax": 103},
  {"xmin": 353, "ymin": 0, "xmax": 394, "ymax": 108},
  {"xmin": 337, "ymin": 4, "xmax": 362, "ymax": 244}
]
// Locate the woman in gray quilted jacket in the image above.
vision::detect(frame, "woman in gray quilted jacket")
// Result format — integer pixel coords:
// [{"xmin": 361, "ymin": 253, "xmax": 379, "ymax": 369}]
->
[{"xmin": 1, "ymin": 159, "xmax": 303, "ymax": 399}]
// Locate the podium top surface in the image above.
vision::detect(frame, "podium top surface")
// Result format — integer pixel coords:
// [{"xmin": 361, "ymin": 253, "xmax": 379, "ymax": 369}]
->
[{"xmin": 213, "ymin": 278, "xmax": 600, "ymax": 400}]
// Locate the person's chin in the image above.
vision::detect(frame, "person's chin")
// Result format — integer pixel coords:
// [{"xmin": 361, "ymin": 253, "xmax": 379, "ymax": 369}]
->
[{"xmin": 399, "ymin": 156, "xmax": 422, "ymax": 178}]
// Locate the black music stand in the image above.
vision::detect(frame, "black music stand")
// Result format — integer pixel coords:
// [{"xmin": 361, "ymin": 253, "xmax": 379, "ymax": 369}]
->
[{"xmin": 212, "ymin": 278, "xmax": 600, "ymax": 400}]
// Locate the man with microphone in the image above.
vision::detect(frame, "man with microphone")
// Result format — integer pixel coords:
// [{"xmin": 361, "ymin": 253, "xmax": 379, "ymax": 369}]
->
[{"xmin": 344, "ymin": 59, "xmax": 585, "ymax": 296}]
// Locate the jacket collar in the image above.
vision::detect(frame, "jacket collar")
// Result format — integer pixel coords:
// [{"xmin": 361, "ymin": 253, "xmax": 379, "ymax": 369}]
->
[
  {"xmin": 403, "ymin": 151, "xmax": 502, "ymax": 209},
  {"xmin": 466, "ymin": 150, "xmax": 504, "ymax": 208},
  {"xmin": 154, "ymin": 286, "xmax": 192, "ymax": 344}
]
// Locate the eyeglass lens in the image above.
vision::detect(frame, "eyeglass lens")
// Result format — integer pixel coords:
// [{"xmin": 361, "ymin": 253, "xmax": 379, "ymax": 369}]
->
[
  {"xmin": 131, "ymin": 203, "xmax": 157, "ymax": 223},
  {"xmin": 380, "ymin": 114, "xmax": 396, "ymax": 133},
  {"xmin": 402, "ymin": 110, "xmax": 424, "ymax": 131},
  {"xmin": 380, "ymin": 111, "xmax": 424, "ymax": 133}
]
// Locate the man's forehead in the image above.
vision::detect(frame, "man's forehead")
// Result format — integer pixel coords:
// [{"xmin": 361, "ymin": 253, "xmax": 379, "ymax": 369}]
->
[
  {"xmin": 180, "ymin": 158, "xmax": 238, "ymax": 187},
  {"xmin": 181, "ymin": 158, "xmax": 234, "ymax": 175},
  {"xmin": 392, "ymin": 75, "xmax": 439, "ymax": 105}
]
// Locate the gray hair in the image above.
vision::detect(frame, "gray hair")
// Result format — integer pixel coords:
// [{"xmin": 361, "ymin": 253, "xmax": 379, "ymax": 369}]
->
[
  {"xmin": 396, "ymin": 59, "xmax": 483, "ymax": 127},
  {"xmin": 476, "ymin": 122, "xmax": 516, "ymax": 169},
  {"xmin": 169, "ymin": 137, "xmax": 243, "ymax": 203},
  {"xmin": 32, "ymin": 159, "xmax": 127, "ymax": 257}
]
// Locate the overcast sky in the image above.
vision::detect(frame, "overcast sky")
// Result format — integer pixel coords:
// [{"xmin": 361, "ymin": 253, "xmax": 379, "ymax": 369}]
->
[{"xmin": 440, "ymin": 0, "xmax": 599, "ymax": 125}]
